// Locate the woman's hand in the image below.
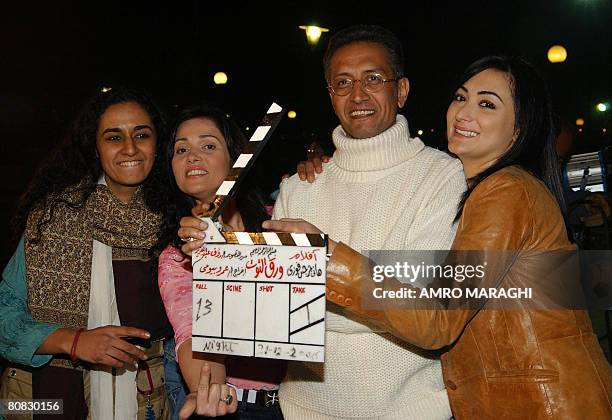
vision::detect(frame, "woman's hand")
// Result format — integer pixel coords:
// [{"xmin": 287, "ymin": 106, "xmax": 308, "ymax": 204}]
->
[
  {"xmin": 178, "ymin": 200, "xmax": 223, "ymax": 255},
  {"xmin": 75, "ymin": 326, "xmax": 150, "ymax": 368},
  {"xmin": 179, "ymin": 363, "xmax": 238, "ymax": 419},
  {"xmin": 178, "ymin": 216, "xmax": 207, "ymax": 255},
  {"xmin": 262, "ymin": 218, "xmax": 336, "ymax": 254},
  {"xmin": 297, "ymin": 155, "xmax": 331, "ymax": 183}
]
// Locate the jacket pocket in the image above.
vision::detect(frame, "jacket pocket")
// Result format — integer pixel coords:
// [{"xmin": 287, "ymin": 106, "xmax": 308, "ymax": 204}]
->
[{"xmin": 486, "ymin": 369, "xmax": 559, "ymax": 384}]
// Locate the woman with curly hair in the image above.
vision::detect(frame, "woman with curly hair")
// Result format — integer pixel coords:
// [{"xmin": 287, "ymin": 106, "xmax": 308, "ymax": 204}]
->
[{"xmin": 0, "ymin": 87, "xmax": 176, "ymax": 419}]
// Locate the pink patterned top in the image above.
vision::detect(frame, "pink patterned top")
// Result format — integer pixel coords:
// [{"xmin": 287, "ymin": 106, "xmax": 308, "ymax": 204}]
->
[{"xmin": 158, "ymin": 245, "xmax": 285, "ymax": 390}]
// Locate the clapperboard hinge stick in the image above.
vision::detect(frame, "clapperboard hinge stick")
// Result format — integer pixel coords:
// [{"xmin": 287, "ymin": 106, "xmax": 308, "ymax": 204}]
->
[{"xmin": 199, "ymin": 102, "xmax": 285, "ymax": 243}]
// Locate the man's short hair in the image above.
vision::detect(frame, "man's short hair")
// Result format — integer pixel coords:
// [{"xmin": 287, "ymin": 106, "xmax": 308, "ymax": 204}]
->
[{"xmin": 323, "ymin": 24, "xmax": 405, "ymax": 81}]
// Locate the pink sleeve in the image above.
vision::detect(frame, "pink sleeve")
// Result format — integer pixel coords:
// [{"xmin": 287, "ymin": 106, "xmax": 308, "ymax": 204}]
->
[{"xmin": 158, "ymin": 245, "xmax": 193, "ymax": 356}]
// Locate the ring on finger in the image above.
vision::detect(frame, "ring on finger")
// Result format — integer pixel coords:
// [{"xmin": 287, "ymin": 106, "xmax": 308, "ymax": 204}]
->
[
  {"xmin": 220, "ymin": 395, "xmax": 233, "ymax": 405},
  {"xmin": 180, "ymin": 237, "xmax": 197, "ymax": 243}
]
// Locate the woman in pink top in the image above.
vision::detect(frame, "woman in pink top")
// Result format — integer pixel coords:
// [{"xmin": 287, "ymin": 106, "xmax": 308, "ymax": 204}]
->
[{"xmin": 155, "ymin": 104, "xmax": 286, "ymax": 419}]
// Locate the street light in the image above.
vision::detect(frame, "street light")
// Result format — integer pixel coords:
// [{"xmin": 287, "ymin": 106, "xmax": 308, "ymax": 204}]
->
[
  {"xmin": 213, "ymin": 72, "xmax": 228, "ymax": 85},
  {"xmin": 299, "ymin": 25, "xmax": 329, "ymax": 46},
  {"xmin": 547, "ymin": 45, "xmax": 567, "ymax": 63},
  {"xmin": 287, "ymin": 110, "xmax": 297, "ymax": 119},
  {"xmin": 596, "ymin": 103, "xmax": 607, "ymax": 112},
  {"xmin": 576, "ymin": 118, "xmax": 585, "ymax": 126}
]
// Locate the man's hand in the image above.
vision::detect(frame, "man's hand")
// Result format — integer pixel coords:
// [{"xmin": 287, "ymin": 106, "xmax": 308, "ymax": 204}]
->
[
  {"xmin": 262, "ymin": 218, "xmax": 337, "ymax": 254},
  {"xmin": 297, "ymin": 155, "xmax": 331, "ymax": 183},
  {"xmin": 179, "ymin": 363, "xmax": 238, "ymax": 419},
  {"xmin": 262, "ymin": 218, "xmax": 323, "ymax": 234}
]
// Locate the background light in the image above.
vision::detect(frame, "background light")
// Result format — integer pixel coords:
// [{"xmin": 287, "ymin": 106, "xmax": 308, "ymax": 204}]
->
[
  {"xmin": 101, "ymin": 86, "xmax": 112, "ymax": 93},
  {"xmin": 575, "ymin": 118, "xmax": 585, "ymax": 126},
  {"xmin": 299, "ymin": 25, "xmax": 329, "ymax": 45},
  {"xmin": 547, "ymin": 45, "xmax": 567, "ymax": 63},
  {"xmin": 417, "ymin": 129, "xmax": 423, "ymax": 135},
  {"xmin": 596, "ymin": 103, "xmax": 607, "ymax": 112},
  {"xmin": 287, "ymin": 110, "xmax": 297, "ymax": 119},
  {"xmin": 213, "ymin": 72, "xmax": 228, "ymax": 85}
]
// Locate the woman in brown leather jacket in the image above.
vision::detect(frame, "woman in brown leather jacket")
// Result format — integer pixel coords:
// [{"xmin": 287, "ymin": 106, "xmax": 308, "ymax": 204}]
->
[{"xmin": 276, "ymin": 56, "xmax": 612, "ymax": 418}]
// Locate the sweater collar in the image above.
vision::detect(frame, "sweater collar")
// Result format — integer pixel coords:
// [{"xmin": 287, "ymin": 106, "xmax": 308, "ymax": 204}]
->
[{"xmin": 331, "ymin": 115, "xmax": 424, "ymax": 172}]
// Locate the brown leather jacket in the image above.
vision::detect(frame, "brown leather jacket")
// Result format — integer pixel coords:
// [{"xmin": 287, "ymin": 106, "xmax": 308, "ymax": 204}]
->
[{"xmin": 326, "ymin": 166, "xmax": 612, "ymax": 419}]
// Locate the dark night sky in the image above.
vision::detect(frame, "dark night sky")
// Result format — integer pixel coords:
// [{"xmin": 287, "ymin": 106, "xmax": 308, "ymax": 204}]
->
[{"xmin": 1, "ymin": 0, "xmax": 611, "ymax": 261}]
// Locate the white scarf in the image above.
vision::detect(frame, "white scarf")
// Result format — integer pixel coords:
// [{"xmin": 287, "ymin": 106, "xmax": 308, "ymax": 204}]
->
[{"xmin": 87, "ymin": 176, "xmax": 138, "ymax": 419}]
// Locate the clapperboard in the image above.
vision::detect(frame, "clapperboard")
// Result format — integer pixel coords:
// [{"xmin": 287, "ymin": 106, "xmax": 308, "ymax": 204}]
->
[{"xmin": 192, "ymin": 103, "xmax": 327, "ymax": 363}]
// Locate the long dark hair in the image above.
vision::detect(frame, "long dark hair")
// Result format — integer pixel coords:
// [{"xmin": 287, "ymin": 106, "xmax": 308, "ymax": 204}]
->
[
  {"xmin": 153, "ymin": 104, "xmax": 269, "ymax": 255},
  {"xmin": 453, "ymin": 56, "xmax": 567, "ymax": 222},
  {"xmin": 14, "ymin": 87, "xmax": 168, "ymax": 243}
]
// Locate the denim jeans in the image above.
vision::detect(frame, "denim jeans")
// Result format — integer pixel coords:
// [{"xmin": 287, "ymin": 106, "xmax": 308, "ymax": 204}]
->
[{"xmin": 163, "ymin": 337, "xmax": 188, "ymax": 420}]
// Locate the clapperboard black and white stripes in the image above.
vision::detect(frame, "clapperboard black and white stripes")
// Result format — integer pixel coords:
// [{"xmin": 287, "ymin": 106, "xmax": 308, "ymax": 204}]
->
[
  {"xmin": 223, "ymin": 231, "xmax": 326, "ymax": 247},
  {"xmin": 191, "ymin": 102, "xmax": 327, "ymax": 363},
  {"xmin": 198, "ymin": 102, "xmax": 285, "ymax": 243},
  {"xmin": 204, "ymin": 102, "xmax": 285, "ymax": 221}
]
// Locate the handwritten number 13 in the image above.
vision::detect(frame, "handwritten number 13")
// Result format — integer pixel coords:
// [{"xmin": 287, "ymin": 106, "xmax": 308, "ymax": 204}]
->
[{"xmin": 195, "ymin": 298, "xmax": 212, "ymax": 322}]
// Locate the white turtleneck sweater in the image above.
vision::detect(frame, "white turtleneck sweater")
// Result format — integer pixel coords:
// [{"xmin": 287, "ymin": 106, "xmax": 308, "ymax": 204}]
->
[{"xmin": 272, "ymin": 115, "xmax": 466, "ymax": 419}]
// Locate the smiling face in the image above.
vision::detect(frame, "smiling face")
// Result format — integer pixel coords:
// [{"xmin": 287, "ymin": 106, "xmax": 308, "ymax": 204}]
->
[
  {"xmin": 446, "ymin": 68, "xmax": 517, "ymax": 178},
  {"xmin": 171, "ymin": 117, "xmax": 231, "ymax": 204},
  {"xmin": 327, "ymin": 42, "xmax": 409, "ymax": 139},
  {"xmin": 96, "ymin": 101, "xmax": 156, "ymax": 202}
]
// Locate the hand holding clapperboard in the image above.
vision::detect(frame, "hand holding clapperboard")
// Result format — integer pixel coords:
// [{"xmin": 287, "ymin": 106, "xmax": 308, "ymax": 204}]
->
[{"xmin": 191, "ymin": 103, "xmax": 327, "ymax": 363}]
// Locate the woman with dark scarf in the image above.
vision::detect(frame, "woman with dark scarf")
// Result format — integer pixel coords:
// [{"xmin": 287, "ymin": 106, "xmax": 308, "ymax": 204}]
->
[{"xmin": 0, "ymin": 87, "xmax": 177, "ymax": 419}]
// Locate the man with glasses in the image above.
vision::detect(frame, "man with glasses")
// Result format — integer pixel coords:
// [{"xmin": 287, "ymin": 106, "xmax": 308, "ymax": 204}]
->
[{"xmin": 266, "ymin": 24, "xmax": 465, "ymax": 419}]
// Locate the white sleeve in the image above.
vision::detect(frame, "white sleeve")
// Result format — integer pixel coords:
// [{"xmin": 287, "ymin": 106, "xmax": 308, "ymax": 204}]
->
[
  {"xmin": 271, "ymin": 179, "xmax": 291, "ymax": 220},
  {"xmin": 407, "ymin": 165, "xmax": 466, "ymax": 250}
]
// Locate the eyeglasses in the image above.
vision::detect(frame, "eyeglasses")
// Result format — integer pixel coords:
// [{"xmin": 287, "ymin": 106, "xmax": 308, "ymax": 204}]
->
[{"xmin": 327, "ymin": 73, "xmax": 398, "ymax": 96}]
